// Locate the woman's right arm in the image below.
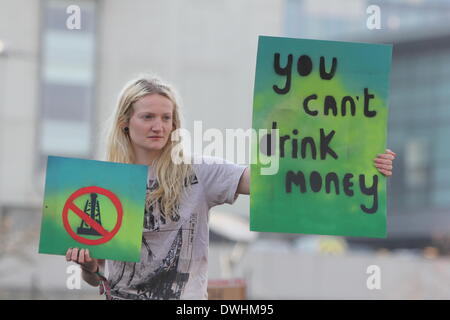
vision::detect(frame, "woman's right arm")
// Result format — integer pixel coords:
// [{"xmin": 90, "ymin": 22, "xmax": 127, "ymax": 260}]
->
[{"xmin": 66, "ymin": 248, "xmax": 104, "ymax": 287}]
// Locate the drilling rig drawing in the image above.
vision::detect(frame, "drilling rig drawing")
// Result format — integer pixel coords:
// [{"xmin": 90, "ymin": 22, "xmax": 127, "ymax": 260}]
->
[{"xmin": 77, "ymin": 193, "xmax": 103, "ymax": 236}]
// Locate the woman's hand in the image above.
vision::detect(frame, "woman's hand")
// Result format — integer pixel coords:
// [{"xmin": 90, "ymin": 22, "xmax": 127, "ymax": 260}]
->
[
  {"xmin": 374, "ymin": 149, "xmax": 396, "ymax": 177},
  {"xmin": 66, "ymin": 247, "xmax": 98, "ymax": 273}
]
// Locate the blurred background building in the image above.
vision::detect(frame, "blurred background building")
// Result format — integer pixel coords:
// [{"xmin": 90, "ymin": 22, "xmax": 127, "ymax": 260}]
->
[{"xmin": 0, "ymin": 0, "xmax": 450, "ymax": 299}]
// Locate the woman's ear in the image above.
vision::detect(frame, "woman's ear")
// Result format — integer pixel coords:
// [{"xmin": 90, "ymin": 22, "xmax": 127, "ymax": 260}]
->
[{"xmin": 121, "ymin": 122, "xmax": 129, "ymax": 133}]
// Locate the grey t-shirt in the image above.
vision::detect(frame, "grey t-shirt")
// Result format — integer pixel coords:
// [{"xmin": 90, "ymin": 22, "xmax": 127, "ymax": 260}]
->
[{"xmin": 105, "ymin": 156, "xmax": 246, "ymax": 300}]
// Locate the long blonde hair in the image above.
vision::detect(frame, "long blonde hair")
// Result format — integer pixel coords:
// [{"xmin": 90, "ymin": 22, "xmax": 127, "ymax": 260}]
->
[{"xmin": 105, "ymin": 74, "xmax": 193, "ymax": 221}]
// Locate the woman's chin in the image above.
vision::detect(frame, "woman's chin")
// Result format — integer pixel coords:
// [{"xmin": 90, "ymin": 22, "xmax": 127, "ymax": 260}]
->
[{"xmin": 144, "ymin": 142, "xmax": 166, "ymax": 152}]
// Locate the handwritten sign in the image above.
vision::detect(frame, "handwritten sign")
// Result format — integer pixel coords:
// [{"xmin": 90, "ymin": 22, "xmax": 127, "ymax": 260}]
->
[{"xmin": 250, "ymin": 36, "xmax": 392, "ymax": 238}]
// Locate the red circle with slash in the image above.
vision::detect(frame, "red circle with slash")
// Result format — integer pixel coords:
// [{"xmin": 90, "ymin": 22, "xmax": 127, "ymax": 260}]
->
[{"xmin": 62, "ymin": 186, "xmax": 123, "ymax": 245}]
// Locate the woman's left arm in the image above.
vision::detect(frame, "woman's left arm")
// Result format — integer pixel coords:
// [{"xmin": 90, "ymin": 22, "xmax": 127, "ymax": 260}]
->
[
  {"xmin": 236, "ymin": 148, "xmax": 396, "ymax": 195},
  {"xmin": 374, "ymin": 149, "xmax": 396, "ymax": 176},
  {"xmin": 236, "ymin": 167, "xmax": 250, "ymax": 195}
]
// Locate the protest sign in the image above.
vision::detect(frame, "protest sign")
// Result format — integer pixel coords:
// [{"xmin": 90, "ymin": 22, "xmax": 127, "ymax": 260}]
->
[
  {"xmin": 250, "ymin": 36, "xmax": 392, "ymax": 238},
  {"xmin": 39, "ymin": 156, "xmax": 147, "ymax": 262}
]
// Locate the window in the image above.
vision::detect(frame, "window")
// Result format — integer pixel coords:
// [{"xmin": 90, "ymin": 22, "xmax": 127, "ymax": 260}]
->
[
  {"xmin": 37, "ymin": 0, "xmax": 96, "ymax": 168},
  {"xmin": 389, "ymin": 37, "xmax": 450, "ymax": 213}
]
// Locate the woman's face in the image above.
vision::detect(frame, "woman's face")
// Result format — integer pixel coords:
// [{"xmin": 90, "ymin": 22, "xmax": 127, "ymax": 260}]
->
[{"xmin": 127, "ymin": 93, "xmax": 175, "ymax": 155}]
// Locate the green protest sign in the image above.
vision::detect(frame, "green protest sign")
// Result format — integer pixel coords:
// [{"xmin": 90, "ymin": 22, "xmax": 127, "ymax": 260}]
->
[
  {"xmin": 250, "ymin": 36, "xmax": 392, "ymax": 238},
  {"xmin": 39, "ymin": 156, "xmax": 148, "ymax": 262}
]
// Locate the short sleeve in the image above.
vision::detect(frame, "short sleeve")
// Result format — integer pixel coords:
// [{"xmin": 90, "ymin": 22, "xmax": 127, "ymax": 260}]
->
[{"xmin": 193, "ymin": 156, "xmax": 247, "ymax": 208}]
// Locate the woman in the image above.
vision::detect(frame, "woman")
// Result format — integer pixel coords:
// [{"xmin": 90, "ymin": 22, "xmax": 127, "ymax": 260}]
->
[{"xmin": 65, "ymin": 74, "xmax": 396, "ymax": 300}]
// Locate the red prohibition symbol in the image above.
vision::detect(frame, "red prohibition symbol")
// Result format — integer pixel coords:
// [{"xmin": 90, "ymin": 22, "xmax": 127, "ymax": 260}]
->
[{"xmin": 62, "ymin": 186, "xmax": 123, "ymax": 245}]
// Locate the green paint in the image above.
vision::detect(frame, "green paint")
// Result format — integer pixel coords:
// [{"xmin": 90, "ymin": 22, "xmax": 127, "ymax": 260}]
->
[{"xmin": 250, "ymin": 36, "xmax": 392, "ymax": 238}]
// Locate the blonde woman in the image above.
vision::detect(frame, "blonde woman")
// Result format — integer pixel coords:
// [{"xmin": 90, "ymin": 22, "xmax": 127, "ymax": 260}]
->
[{"xmin": 65, "ymin": 74, "xmax": 396, "ymax": 300}]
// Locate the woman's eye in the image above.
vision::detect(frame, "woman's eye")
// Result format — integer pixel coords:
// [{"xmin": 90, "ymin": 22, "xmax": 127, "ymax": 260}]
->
[{"xmin": 141, "ymin": 114, "xmax": 171, "ymax": 121}]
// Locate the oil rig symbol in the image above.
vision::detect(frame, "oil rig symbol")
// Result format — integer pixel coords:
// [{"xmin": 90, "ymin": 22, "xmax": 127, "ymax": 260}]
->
[{"xmin": 77, "ymin": 193, "xmax": 103, "ymax": 236}]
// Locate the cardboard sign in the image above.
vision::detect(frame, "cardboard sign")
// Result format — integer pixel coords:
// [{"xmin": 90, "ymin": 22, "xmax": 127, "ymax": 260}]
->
[
  {"xmin": 39, "ymin": 156, "xmax": 148, "ymax": 262},
  {"xmin": 250, "ymin": 36, "xmax": 392, "ymax": 238}
]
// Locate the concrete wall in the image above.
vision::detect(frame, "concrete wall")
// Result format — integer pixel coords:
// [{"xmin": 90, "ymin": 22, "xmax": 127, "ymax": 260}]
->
[
  {"xmin": 0, "ymin": 0, "xmax": 41, "ymax": 207},
  {"xmin": 209, "ymin": 244, "xmax": 450, "ymax": 299}
]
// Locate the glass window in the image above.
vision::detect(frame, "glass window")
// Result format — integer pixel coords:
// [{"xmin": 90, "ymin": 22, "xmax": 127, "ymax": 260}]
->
[
  {"xmin": 390, "ymin": 41, "xmax": 450, "ymax": 214},
  {"xmin": 37, "ymin": 0, "xmax": 96, "ymax": 165},
  {"xmin": 435, "ymin": 126, "xmax": 450, "ymax": 162},
  {"xmin": 431, "ymin": 188, "xmax": 450, "ymax": 209}
]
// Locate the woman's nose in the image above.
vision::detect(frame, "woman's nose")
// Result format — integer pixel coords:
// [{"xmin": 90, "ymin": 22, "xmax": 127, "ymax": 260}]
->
[{"xmin": 151, "ymin": 119, "xmax": 163, "ymax": 131}]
